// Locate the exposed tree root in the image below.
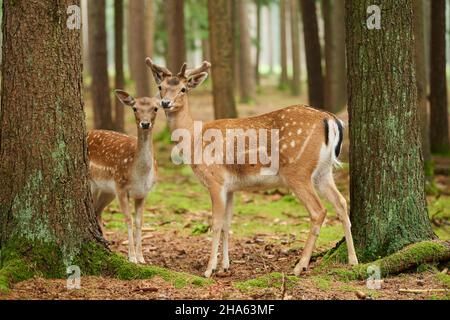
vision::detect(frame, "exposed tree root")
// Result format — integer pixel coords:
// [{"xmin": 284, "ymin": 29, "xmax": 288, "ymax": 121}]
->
[
  {"xmin": 326, "ymin": 240, "xmax": 450, "ymax": 281},
  {"xmin": 0, "ymin": 242, "xmax": 210, "ymax": 294}
]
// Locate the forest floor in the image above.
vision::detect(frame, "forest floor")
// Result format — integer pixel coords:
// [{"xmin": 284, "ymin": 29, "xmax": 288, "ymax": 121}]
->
[{"xmin": 1, "ymin": 85, "xmax": 449, "ymax": 300}]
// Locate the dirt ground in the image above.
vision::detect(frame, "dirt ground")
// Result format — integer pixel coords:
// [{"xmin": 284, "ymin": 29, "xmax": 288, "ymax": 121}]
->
[{"xmin": 1, "ymin": 85, "xmax": 449, "ymax": 300}]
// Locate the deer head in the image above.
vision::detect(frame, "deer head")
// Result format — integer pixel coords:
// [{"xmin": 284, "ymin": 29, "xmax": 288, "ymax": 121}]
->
[
  {"xmin": 145, "ymin": 58, "xmax": 211, "ymax": 113},
  {"xmin": 114, "ymin": 90, "xmax": 159, "ymax": 130}
]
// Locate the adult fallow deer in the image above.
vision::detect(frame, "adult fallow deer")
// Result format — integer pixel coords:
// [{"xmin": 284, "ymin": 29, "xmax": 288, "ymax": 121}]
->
[{"xmin": 145, "ymin": 58, "xmax": 358, "ymax": 277}]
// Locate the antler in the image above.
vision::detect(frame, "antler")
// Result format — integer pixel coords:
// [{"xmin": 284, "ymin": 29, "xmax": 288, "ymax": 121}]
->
[
  {"xmin": 145, "ymin": 58, "xmax": 172, "ymax": 77},
  {"xmin": 186, "ymin": 61, "xmax": 212, "ymax": 78},
  {"xmin": 177, "ymin": 63, "xmax": 188, "ymax": 78}
]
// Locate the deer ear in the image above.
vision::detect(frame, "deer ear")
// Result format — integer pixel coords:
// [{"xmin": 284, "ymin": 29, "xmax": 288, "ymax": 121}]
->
[
  {"xmin": 114, "ymin": 90, "xmax": 135, "ymax": 107},
  {"xmin": 146, "ymin": 58, "xmax": 172, "ymax": 85},
  {"xmin": 187, "ymin": 72, "xmax": 208, "ymax": 90}
]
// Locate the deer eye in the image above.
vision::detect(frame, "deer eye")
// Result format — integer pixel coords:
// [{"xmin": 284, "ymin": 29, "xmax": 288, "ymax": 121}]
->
[
  {"xmin": 132, "ymin": 107, "xmax": 137, "ymax": 112},
  {"xmin": 181, "ymin": 87, "xmax": 186, "ymax": 93},
  {"xmin": 158, "ymin": 86, "xmax": 162, "ymax": 91}
]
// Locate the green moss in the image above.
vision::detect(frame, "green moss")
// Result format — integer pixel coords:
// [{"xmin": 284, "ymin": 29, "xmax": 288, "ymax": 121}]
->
[
  {"xmin": 435, "ymin": 273, "xmax": 450, "ymax": 287},
  {"xmin": 191, "ymin": 223, "xmax": 209, "ymax": 236},
  {"xmin": 0, "ymin": 258, "xmax": 33, "ymax": 294},
  {"xmin": 311, "ymin": 275, "xmax": 331, "ymax": 290},
  {"xmin": 0, "ymin": 241, "xmax": 210, "ymax": 293},
  {"xmin": 330, "ymin": 241, "xmax": 450, "ymax": 281},
  {"xmin": 235, "ymin": 272, "xmax": 298, "ymax": 291}
]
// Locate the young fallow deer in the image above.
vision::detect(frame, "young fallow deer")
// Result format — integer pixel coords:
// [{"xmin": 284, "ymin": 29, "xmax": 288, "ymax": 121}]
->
[
  {"xmin": 88, "ymin": 90, "xmax": 159, "ymax": 263},
  {"xmin": 145, "ymin": 58, "xmax": 358, "ymax": 277}
]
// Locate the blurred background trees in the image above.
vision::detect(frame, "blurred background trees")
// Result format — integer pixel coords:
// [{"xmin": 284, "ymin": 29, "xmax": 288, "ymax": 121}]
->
[{"xmin": 30, "ymin": 0, "xmax": 448, "ymax": 171}]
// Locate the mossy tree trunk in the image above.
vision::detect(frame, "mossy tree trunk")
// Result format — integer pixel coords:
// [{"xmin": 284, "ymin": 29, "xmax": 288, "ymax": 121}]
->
[
  {"xmin": 279, "ymin": 0, "xmax": 289, "ymax": 88},
  {"xmin": 346, "ymin": 0, "xmax": 435, "ymax": 262},
  {"xmin": 289, "ymin": 0, "xmax": 301, "ymax": 96},
  {"xmin": 0, "ymin": 0, "xmax": 105, "ymax": 273}
]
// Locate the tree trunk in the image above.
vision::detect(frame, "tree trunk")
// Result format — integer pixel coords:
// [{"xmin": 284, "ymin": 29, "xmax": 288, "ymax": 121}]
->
[
  {"xmin": 413, "ymin": 0, "xmax": 432, "ymax": 168},
  {"xmin": 255, "ymin": 0, "xmax": 262, "ymax": 87},
  {"xmin": 0, "ymin": 0, "xmax": 104, "ymax": 262},
  {"xmin": 290, "ymin": 0, "xmax": 301, "ymax": 96},
  {"xmin": 300, "ymin": 0, "xmax": 324, "ymax": 107},
  {"xmin": 208, "ymin": 0, "xmax": 238, "ymax": 119},
  {"xmin": 267, "ymin": 5, "xmax": 274, "ymax": 74},
  {"xmin": 115, "ymin": 0, "xmax": 125, "ymax": 132},
  {"xmin": 88, "ymin": 0, "xmax": 114, "ymax": 130},
  {"xmin": 279, "ymin": 0, "xmax": 289, "ymax": 88},
  {"xmin": 238, "ymin": 0, "xmax": 256, "ymax": 103},
  {"xmin": 322, "ymin": 0, "xmax": 347, "ymax": 113},
  {"xmin": 346, "ymin": 0, "xmax": 435, "ymax": 261},
  {"xmin": 165, "ymin": 0, "xmax": 186, "ymax": 72},
  {"xmin": 145, "ymin": 0, "xmax": 155, "ymax": 93},
  {"xmin": 430, "ymin": 0, "xmax": 450, "ymax": 153},
  {"xmin": 128, "ymin": 0, "xmax": 151, "ymax": 97}
]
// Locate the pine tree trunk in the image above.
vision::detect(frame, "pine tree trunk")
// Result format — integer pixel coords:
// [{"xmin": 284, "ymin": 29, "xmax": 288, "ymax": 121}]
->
[
  {"xmin": 145, "ymin": 0, "xmax": 155, "ymax": 94},
  {"xmin": 290, "ymin": 0, "xmax": 301, "ymax": 96},
  {"xmin": 208, "ymin": 0, "xmax": 238, "ymax": 119},
  {"xmin": 279, "ymin": 0, "xmax": 289, "ymax": 88},
  {"xmin": 0, "ymin": 0, "xmax": 104, "ymax": 255},
  {"xmin": 346, "ymin": 0, "xmax": 435, "ymax": 261},
  {"xmin": 430, "ymin": 0, "xmax": 450, "ymax": 153},
  {"xmin": 128, "ymin": 0, "xmax": 150, "ymax": 97},
  {"xmin": 238, "ymin": 0, "xmax": 255, "ymax": 103},
  {"xmin": 88, "ymin": 0, "xmax": 114, "ymax": 130},
  {"xmin": 255, "ymin": 0, "xmax": 262, "ymax": 87},
  {"xmin": 165, "ymin": 0, "xmax": 186, "ymax": 72},
  {"xmin": 323, "ymin": 0, "xmax": 347, "ymax": 113},
  {"xmin": 300, "ymin": 0, "xmax": 324, "ymax": 107},
  {"xmin": 115, "ymin": 0, "xmax": 125, "ymax": 132},
  {"xmin": 413, "ymin": 0, "xmax": 432, "ymax": 167}
]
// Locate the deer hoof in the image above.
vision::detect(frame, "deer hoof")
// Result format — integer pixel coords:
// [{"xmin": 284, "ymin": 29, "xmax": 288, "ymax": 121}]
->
[{"xmin": 204, "ymin": 269, "xmax": 216, "ymax": 278}]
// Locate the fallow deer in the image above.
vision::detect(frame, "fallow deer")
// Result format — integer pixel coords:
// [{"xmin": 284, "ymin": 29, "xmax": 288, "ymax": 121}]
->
[
  {"xmin": 88, "ymin": 90, "xmax": 159, "ymax": 263},
  {"xmin": 145, "ymin": 58, "xmax": 358, "ymax": 277}
]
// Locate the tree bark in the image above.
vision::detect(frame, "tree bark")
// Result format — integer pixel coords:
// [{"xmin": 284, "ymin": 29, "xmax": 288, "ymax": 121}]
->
[
  {"xmin": 430, "ymin": 0, "xmax": 450, "ymax": 153},
  {"xmin": 115, "ymin": 0, "xmax": 125, "ymax": 132},
  {"xmin": 279, "ymin": 0, "xmax": 289, "ymax": 88},
  {"xmin": 145, "ymin": 0, "xmax": 155, "ymax": 93},
  {"xmin": 128, "ymin": 0, "xmax": 151, "ymax": 98},
  {"xmin": 413, "ymin": 0, "xmax": 432, "ymax": 167},
  {"xmin": 0, "ymin": 0, "xmax": 104, "ymax": 255},
  {"xmin": 300, "ymin": 0, "xmax": 324, "ymax": 107},
  {"xmin": 346, "ymin": 0, "xmax": 435, "ymax": 261},
  {"xmin": 290, "ymin": 0, "xmax": 301, "ymax": 96},
  {"xmin": 255, "ymin": 0, "xmax": 262, "ymax": 87},
  {"xmin": 238, "ymin": 0, "xmax": 256, "ymax": 103},
  {"xmin": 322, "ymin": 0, "xmax": 347, "ymax": 113},
  {"xmin": 88, "ymin": 0, "xmax": 114, "ymax": 130},
  {"xmin": 208, "ymin": 0, "xmax": 238, "ymax": 119},
  {"xmin": 165, "ymin": 0, "xmax": 186, "ymax": 73}
]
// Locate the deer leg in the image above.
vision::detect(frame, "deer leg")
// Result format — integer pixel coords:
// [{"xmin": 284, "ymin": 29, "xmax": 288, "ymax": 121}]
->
[
  {"xmin": 117, "ymin": 190, "xmax": 137, "ymax": 263},
  {"xmin": 221, "ymin": 192, "xmax": 234, "ymax": 272},
  {"xmin": 316, "ymin": 172, "xmax": 358, "ymax": 266},
  {"xmin": 134, "ymin": 198, "xmax": 146, "ymax": 264},
  {"xmin": 205, "ymin": 187, "xmax": 226, "ymax": 278},
  {"xmin": 290, "ymin": 183, "xmax": 327, "ymax": 276},
  {"xmin": 93, "ymin": 192, "xmax": 115, "ymax": 235}
]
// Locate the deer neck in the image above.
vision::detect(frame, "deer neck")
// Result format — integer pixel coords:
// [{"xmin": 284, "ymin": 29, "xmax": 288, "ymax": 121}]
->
[
  {"xmin": 166, "ymin": 96, "xmax": 195, "ymax": 134},
  {"xmin": 134, "ymin": 128, "xmax": 153, "ymax": 171}
]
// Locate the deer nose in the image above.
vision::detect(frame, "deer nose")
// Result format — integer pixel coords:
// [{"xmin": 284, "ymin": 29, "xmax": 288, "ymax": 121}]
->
[
  {"xmin": 161, "ymin": 100, "xmax": 171, "ymax": 108},
  {"xmin": 140, "ymin": 122, "xmax": 151, "ymax": 129}
]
